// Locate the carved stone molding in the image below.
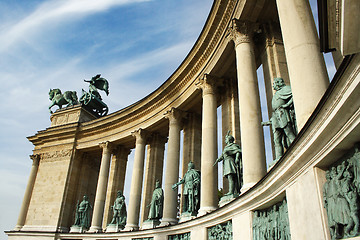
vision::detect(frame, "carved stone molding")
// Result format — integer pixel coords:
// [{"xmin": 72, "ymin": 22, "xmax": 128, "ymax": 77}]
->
[{"xmin": 40, "ymin": 150, "xmax": 72, "ymax": 162}]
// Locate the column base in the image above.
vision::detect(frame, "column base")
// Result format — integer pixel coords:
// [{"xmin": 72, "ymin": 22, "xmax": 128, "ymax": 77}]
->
[
  {"xmin": 124, "ymin": 223, "xmax": 139, "ymax": 231},
  {"xmin": 141, "ymin": 219, "xmax": 161, "ymax": 229},
  {"xmin": 87, "ymin": 225, "xmax": 102, "ymax": 233},
  {"xmin": 160, "ymin": 218, "xmax": 178, "ymax": 226},
  {"xmin": 13, "ymin": 225, "xmax": 22, "ymax": 231},
  {"xmin": 197, "ymin": 206, "xmax": 217, "ymax": 217}
]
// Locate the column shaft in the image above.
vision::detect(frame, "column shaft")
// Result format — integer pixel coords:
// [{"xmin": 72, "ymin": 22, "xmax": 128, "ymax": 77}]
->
[
  {"xmin": 14, "ymin": 154, "xmax": 40, "ymax": 230},
  {"xmin": 229, "ymin": 20, "xmax": 266, "ymax": 191},
  {"xmin": 140, "ymin": 133, "xmax": 166, "ymax": 225},
  {"xmin": 89, "ymin": 141, "xmax": 113, "ymax": 232},
  {"xmin": 125, "ymin": 129, "xmax": 148, "ymax": 231},
  {"xmin": 196, "ymin": 74, "xmax": 218, "ymax": 216},
  {"xmin": 276, "ymin": 0, "xmax": 329, "ymax": 130},
  {"xmin": 161, "ymin": 108, "xmax": 183, "ymax": 225},
  {"xmin": 103, "ymin": 146, "xmax": 130, "ymax": 227},
  {"xmin": 181, "ymin": 112, "xmax": 201, "ymax": 213},
  {"xmin": 221, "ymin": 78, "xmax": 241, "ymax": 193}
]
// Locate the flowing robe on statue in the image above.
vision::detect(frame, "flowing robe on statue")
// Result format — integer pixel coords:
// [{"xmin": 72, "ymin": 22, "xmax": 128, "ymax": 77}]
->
[{"xmin": 148, "ymin": 187, "xmax": 164, "ymax": 220}]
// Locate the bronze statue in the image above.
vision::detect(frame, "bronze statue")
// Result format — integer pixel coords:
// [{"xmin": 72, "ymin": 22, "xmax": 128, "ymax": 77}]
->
[
  {"xmin": 80, "ymin": 74, "xmax": 109, "ymax": 116},
  {"xmin": 172, "ymin": 162, "xmax": 200, "ymax": 216},
  {"xmin": 48, "ymin": 88, "xmax": 78, "ymax": 113},
  {"xmin": 147, "ymin": 180, "xmax": 164, "ymax": 220},
  {"xmin": 73, "ymin": 195, "xmax": 92, "ymax": 230},
  {"xmin": 83, "ymin": 74, "xmax": 109, "ymax": 100},
  {"xmin": 323, "ymin": 152, "xmax": 360, "ymax": 239},
  {"xmin": 214, "ymin": 131, "xmax": 242, "ymax": 196},
  {"xmin": 108, "ymin": 190, "xmax": 127, "ymax": 229},
  {"xmin": 262, "ymin": 77, "xmax": 297, "ymax": 162}
]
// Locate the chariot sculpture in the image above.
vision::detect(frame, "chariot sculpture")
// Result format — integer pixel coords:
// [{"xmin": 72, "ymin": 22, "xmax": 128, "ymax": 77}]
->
[
  {"xmin": 79, "ymin": 74, "xmax": 109, "ymax": 117},
  {"xmin": 48, "ymin": 74, "xmax": 110, "ymax": 117}
]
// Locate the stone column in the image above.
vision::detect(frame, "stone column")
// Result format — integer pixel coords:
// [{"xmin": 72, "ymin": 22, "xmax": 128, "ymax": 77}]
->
[
  {"xmin": 103, "ymin": 146, "xmax": 130, "ymax": 227},
  {"xmin": 14, "ymin": 154, "xmax": 40, "ymax": 230},
  {"xmin": 125, "ymin": 129, "xmax": 148, "ymax": 231},
  {"xmin": 161, "ymin": 108, "xmax": 184, "ymax": 225},
  {"xmin": 140, "ymin": 133, "xmax": 167, "ymax": 225},
  {"xmin": 181, "ymin": 112, "xmax": 201, "ymax": 213},
  {"xmin": 276, "ymin": 0, "xmax": 329, "ymax": 130},
  {"xmin": 89, "ymin": 141, "xmax": 113, "ymax": 232},
  {"xmin": 221, "ymin": 78, "xmax": 241, "ymax": 194},
  {"xmin": 196, "ymin": 74, "xmax": 219, "ymax": 216},
  {"xmin": 228, "ymin": 19, "xmax": 266, "ymax": 191}
]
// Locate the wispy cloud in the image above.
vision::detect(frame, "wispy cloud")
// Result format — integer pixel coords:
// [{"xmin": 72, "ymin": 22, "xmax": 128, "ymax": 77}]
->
[{"xmin": 0, "ymin": 0, "xmax": 150, "ymax": 51}]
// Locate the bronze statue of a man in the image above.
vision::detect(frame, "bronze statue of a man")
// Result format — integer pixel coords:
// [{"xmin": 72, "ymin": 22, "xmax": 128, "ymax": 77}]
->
[
  {"xmin": 147, "ymin": 180, "xmax": 164, "ymax": 220},
  {"xmin": 109, "ymin": 190, "xmax": 127, "ymax": 229},
  {"xmin": 214, "ymin": 131, "xmax": 242, "ymax": 196},
  {"xmin": 172, "ymin": 162, "xmax": 200, "ymax": 216},
  {"xmin": 262, "ymin": 77, "xmax": 297, "ymax": 162},
  {"xmin": 73, "ymin": 195, "xmax": 92, "ymax": 230}
]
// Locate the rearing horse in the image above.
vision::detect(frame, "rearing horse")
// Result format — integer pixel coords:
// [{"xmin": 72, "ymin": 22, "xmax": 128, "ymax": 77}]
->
[{"xmin": 49, "ymin": 88, "xmax": 78, "ymax": 113}]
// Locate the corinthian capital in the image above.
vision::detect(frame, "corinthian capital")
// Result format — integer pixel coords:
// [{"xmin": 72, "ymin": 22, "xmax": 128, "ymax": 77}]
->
[
  {"xmin": 29, "ymin": 154, "xmax": 40, "ymax": 166},
  {"xmin": 131, "ymin": 128, "xmax": 148, "ymax": 145},
  {"xmin": 227, "ymin": 19, "xmax": 258, "ymax": 46},
  {"xmin": 195, "ymin": 73, "xmax": 222, "ymax": 96},
  {"xmin": 99, "ymin": 141, "xmax": 114, "ymax": 154},
  {"xmin": 164, "ymin": 107, "xmax": 185, "ymax": 126}
]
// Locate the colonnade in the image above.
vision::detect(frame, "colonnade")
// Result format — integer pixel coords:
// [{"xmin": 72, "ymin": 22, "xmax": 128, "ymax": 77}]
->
[{"xmin": 15, "ymin": 0, "xmax": 329, "ymax": 233}]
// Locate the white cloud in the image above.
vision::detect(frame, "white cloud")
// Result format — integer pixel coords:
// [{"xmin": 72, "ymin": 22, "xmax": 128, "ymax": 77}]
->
[{"xmin": 0, "ymin": 0, "xmax": 151, "ymax": 52}]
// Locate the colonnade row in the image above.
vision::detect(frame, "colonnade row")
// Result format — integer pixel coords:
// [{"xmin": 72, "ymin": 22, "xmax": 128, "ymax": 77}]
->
[{"xmin": 15, "ymin": 0, "xmax": 330, "ymax": 233}]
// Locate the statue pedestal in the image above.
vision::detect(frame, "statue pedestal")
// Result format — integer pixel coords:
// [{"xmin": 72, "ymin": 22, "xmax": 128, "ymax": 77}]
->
[
  {"xmin": 179, "ymin": 212, "xmax": 197, "ymax": 223},
  {"xmin": 141, "ymin": 219, "xmax": 161, "ymax": 229},
  {"xmin": 105, "ymin": 224, "xmax": 121, "ymax": 233},
  {"xmin": 219, "ymin": 193, "xmax": 239, "ymax": 207},
  {"xmin": 69, "ymin": 225, "xmax": 86, "ymax": 233},
  {"xmin": 50, "ymin": 105, "xmax": 98, "ymax": 127}
]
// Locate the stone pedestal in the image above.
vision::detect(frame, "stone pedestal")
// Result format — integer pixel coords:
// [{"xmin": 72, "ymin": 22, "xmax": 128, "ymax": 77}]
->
[
  {"xmin": 179, "ymin": 212, "xmax": 196, "ymax": 223},
  {"xmin": 141, "ymin": 219, "xmax": 161, "ymax": 229},
  {"xmin": 69, "ymin": 225, "xmax": 86, "ymax": 233},
  {"xmin": 50, "ymin": 105, "xmax": 97, "ymax": 127},
  {"xmin": 218, "ymin": 193, "xmax": 239, "ymax": 207},
  {"xmin": 105, "ymin": 224, "xmax": 121, "ymax": 233}
]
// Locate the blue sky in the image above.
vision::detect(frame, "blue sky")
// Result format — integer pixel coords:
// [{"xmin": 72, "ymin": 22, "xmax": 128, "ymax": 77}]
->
[
  {"xmin": 0, "ymin": 0, "xmax": 213, "ymax": 237},
  {"xmin": 0, "ymin": 0, "xmax": 335, "ymax": 239}
]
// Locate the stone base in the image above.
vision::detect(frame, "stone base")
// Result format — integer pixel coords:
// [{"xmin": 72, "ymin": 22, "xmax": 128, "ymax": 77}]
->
[
  {"xmin": 141, "ymin": 219, "xmax": 161, "ymax": 229},
  {"xmin": 105, "ymin": 224, "xmax": 121, "ymax": 233},
  {"xmin": 219, "ymin": 193, "xmax": 239, "ymax": 207},
  {"xmin": 179, "ymin": 212, "xmax": 197, "ymax": 223},
  {"xmin": 69, "ymin": 225, "xmax": 87, "ymax": 233},
  {"xmin": 50, "ymin": 105, "xmax": 97, "ymax": 127}
]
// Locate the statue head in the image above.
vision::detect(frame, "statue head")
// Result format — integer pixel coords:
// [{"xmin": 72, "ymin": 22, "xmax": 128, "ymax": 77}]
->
[
  {"xmin": 82, "ymin": 195, "xmax": 89, "ymax": 201},
  {"xmin": 273, "ymin": 77, "xmax": 286, "ymax": 91},
  {"xmin": 225, "ymin": 130, "xmax": 235, "ymax": 144},
  {"xmin": 117, "ymin": 190, "xmax": 123, "ymax": 197},
  {"xmin": 188, "ymin": 161, "xmax": 195, "ymax": 170}
]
